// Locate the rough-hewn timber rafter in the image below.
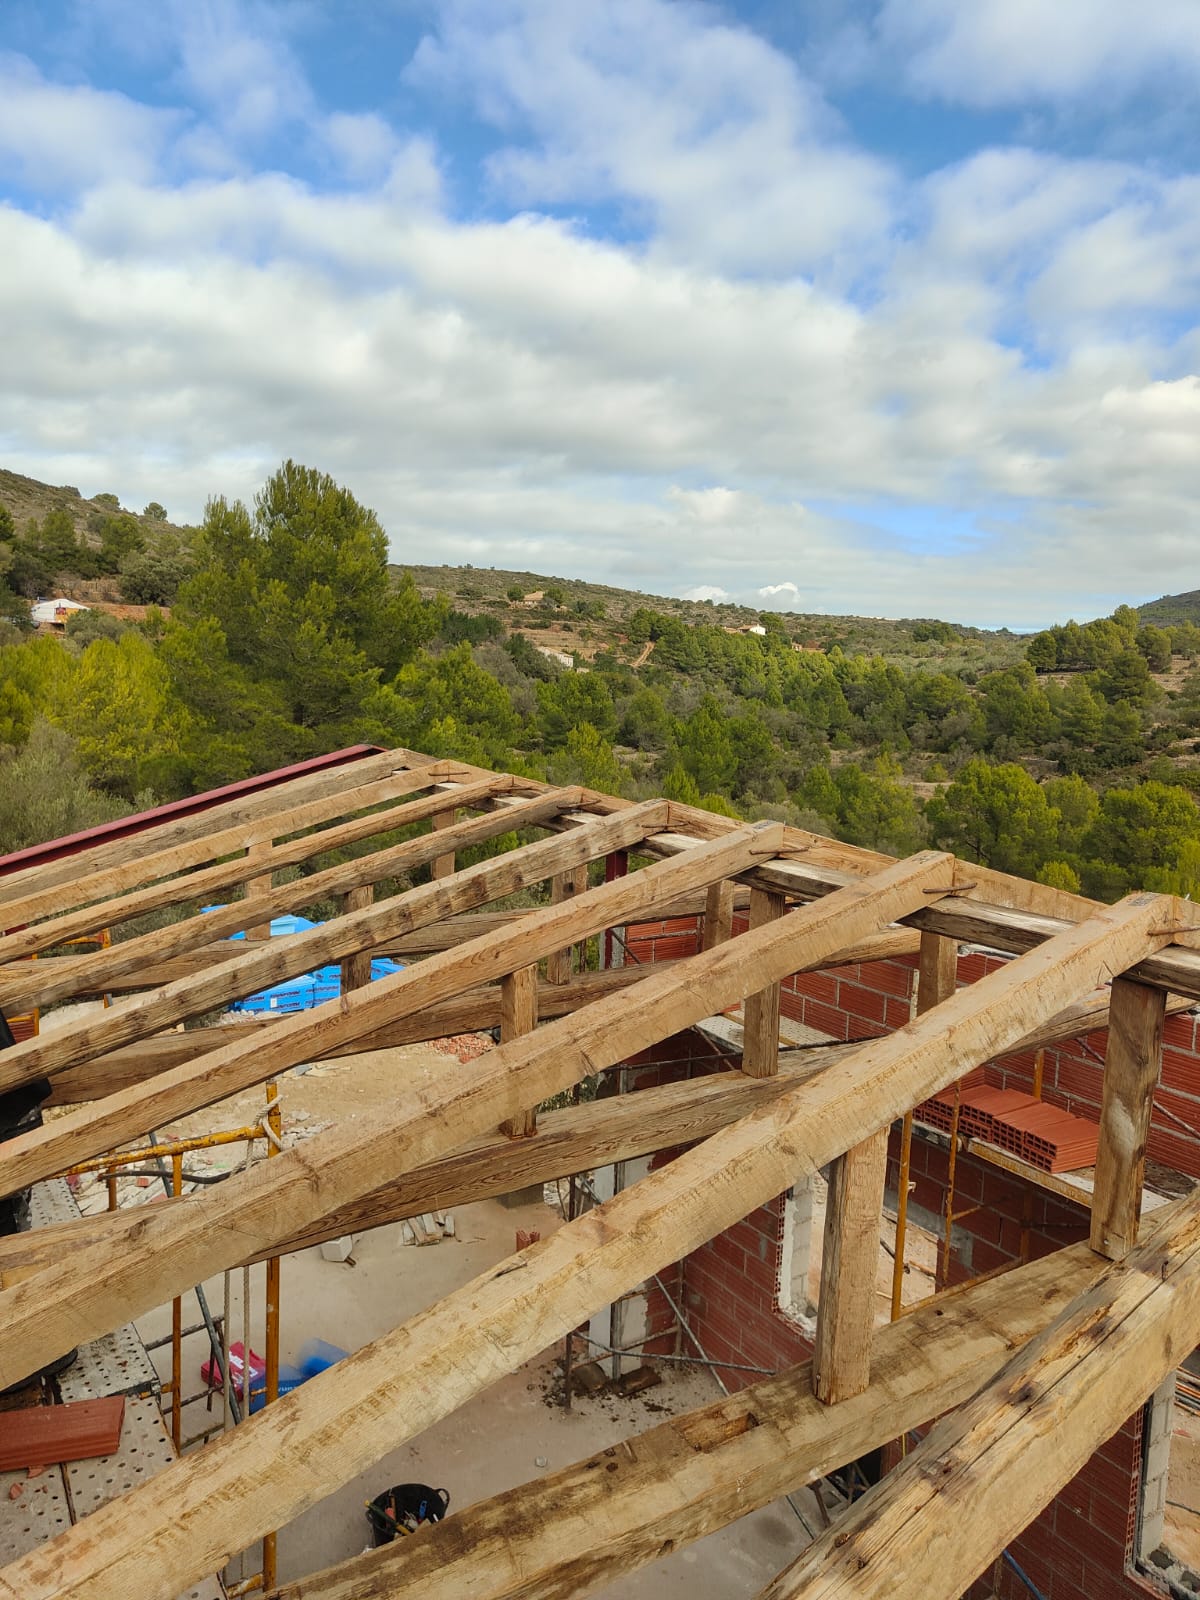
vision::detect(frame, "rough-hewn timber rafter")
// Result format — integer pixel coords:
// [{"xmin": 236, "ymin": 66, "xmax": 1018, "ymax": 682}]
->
[
  {"xmin": 260, "ymin": 1231, "xmax": 1125, "ymax": 1600},
  {"xmin": 0, "ymin": 762, "xmax": 464, "ymax": 948},
  {"xmin": 0, "ymin": 747, "xmax": 422, "ymax": 906},
  {"xmin": 0, "ymin": 771, "xmax": 507, "ymax": 982},
  {"xmin": 7, "ymin": 859, "xmax": 1153, "ymax": 1600},
  {"xmin": 0, "ymin": 792, "xmax": 651, "ymax": 1102},
  {"xmin": 756, "ymin": 1184, "xmax": 1200, "ymax": 1600},
  {"xmin": 0, "ymin": 778, "xmax": 555, "ymax": 1015},
  {"xmin": 4, "ymin": 745, "xmax": 1200, "ymax": 1600},
  {"xmin": 0, "ymin": 819, "xmax": 793, "ymax": 1385}
]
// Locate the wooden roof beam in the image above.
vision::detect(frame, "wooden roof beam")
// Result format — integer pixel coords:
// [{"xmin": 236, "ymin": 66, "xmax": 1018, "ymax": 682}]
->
[
  {"xmin": 0, "ymin": 786, "xmax": 599, "ymax": 1097},
  {"xmin": 0, "ymin": 761, "xmax": 468, "ymax": 937},
  {"xmin": 262, "ymin": 1232, "xmax": 1120, "ymax": 1600},
  {"xmin": 758, "ymin": 1181, "xmax": 1200, "ymax": 1600},
  {"xmin": 0, "ymin": 746, "xmax": 425, "ymax": 905},
  {"xmin": 14, "ymin": 943, "xmax": 1175, "ymax": 1278},
  {"xmin": 0, "ymin": 1040, "xmax": 849, "ymax": 1279},
  {"xmin": 0, "ymin": 777, "xmax": 552, "ymax": 1015},
  {"xmin": 0, "ymin": 770, "xmax": 507, "ymax": 975},
  {"xmin": 1090, "ymin": 975, "xmax": 1167, "ymax": 1260},
  {"xmin": 13, "ymin": 908, "xmax": 1186, "ymax": 1282},
  {"xmin": 0, "ymin": 797, "xmax": 688, "ymax": 1194},
  {"xmin": 5, "ymin": 1035, "xmax": 865, "ymax": 1284},
  {"xmin": 0, "ymin": 838, "xmax": 930, "ymax": 1400},
  {"xmin": 43, "ymin": 964, "xmax": 655, "ymax": 1099},
  {"xmin": 648, "ymin": 817, "xmax": 1200, "ymax": 1000},
  {"xmin": 0, "ymin": 877, "xmax": 1164, "ymax": 1600},
  {"xmin": 25, "ymin": 906, "xmax": 920, "ymax": 996}
]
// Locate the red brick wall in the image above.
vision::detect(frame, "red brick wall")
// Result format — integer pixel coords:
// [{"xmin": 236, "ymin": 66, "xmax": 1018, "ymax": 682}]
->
[
  {"xmin": 896, "ymin": 1130, "xmax": 1091, "ymax": 1286},
  {"xmin": 988, "ymin": 1008, "xmax": 1200, "ymax": 1179},
  {"xmin": 625, "ymin": 918, "xmax": 1200, "ymax": 1178},
  {"xmin": 620, "ymin": 1032, "xmax": 723, "ymax": 1360},
  {"xmin": 625, "ymin": 915, "xmax": 916, "ymax": 1041},
  {"xmin": 984, "ymin": 1418, "xmax": 1158, "ymax": 1600},
  {"xmin": 681, "ymin": 1198, "xmax": 812, "ymax": 1381},
  {"xmin": 620, "ymin": 913, "xmax": 1200, "ymax": 1598}
]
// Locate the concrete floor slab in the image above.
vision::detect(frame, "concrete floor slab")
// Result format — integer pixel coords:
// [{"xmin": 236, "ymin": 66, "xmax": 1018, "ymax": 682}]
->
[
  {"xmin": 121, "ymin": 1041, "xmax": 817, "ymax": 1596},
  {"xmin": 136, "ymin": 1189, "xmax": 815, "ymax": 1595}
]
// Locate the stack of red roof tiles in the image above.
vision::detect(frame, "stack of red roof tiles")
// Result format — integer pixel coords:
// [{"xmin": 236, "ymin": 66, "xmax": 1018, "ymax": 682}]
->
[{"xmin": 915, "ymin": 1082, "xmax": 1101, "ymax": 1173}]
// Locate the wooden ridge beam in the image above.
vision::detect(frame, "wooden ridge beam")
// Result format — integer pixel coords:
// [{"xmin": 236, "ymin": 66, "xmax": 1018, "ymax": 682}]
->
[
  {"xmin": 0, "ymin": 837, "xmax": 926, "ymax": 1395},
  {"xmin": 43, "ymin": 966, "xmax": 656, "ymax": 1101},
  {"xmin": 0, "ymin": 787, "xmax": 597, "ymax": 1097},
  {"xmin": 757, "ymin": 1183, "xmax": 1200, "ymax": 1600},
  {"xmin": 262, "ymin": 1235, "xmax": 1117, "ymax": 1600},
  {"xmin": 24, "ymin": 904, "xmax": 918, "ymax": 996},
  {"xmin": 651, "ymin": 803, "xmax": 1200, "ymax": 1000},
  {"xmin": 0, "ymin": 800, "xmax": 684, "ymax": 1194},
  {"xmin": 0, "ymin": 1044, "xmax": 852, "ymax": 1279},
  {"xmin": 0, "ymin": 877, "xmax": 1165, "ymax": 1600},
  {"xmin": 0, "ymin": 770, "xmax": 502, "ymax": 974},
  {"xmin": 0, "ymin": 776, "xmax": 541, "ymax": 1014},
  {"xmin": 0, "ymin": 746, "xmax": 421, "ymax": 906}
]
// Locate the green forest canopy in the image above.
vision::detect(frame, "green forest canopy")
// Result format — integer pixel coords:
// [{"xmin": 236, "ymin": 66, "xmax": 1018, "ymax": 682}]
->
[{"xmin": 2, "ymin": 460, "xmax": 1200, "ymax": 902}]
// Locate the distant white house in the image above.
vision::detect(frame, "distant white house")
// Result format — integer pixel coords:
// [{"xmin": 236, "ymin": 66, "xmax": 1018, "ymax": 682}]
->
[
  {"xmin": 536, "ymin": 645, "xmax": 575, "ymax": 669},
  {"xmin": 31, "ymin": 597, "xmax": 90, "ymax": 627},
  {"xmin": 746, "ymin": 624, "xmax": 767, "ymax": 636}
]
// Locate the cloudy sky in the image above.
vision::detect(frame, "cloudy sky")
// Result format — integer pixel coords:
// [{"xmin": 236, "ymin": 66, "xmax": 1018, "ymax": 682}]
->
[{"xmin": 1, "ymin": 1, "xmax": 1197, "ymax": 628}]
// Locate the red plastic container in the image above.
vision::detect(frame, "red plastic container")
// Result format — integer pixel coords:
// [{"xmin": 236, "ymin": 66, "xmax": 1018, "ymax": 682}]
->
[{"xmin": 201, "ymin": 1341, "xmax": 264, "ymax": 1392}]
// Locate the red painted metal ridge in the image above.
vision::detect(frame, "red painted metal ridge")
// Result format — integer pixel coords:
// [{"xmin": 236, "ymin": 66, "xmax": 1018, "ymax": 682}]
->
[{"xmin": 0, "ymin": 745, "xmax": 386, "ymax": 878}]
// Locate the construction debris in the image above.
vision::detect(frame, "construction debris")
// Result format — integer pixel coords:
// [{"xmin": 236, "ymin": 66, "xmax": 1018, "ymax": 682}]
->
[{"xmin": 401, "ymin": 1212, "xmax": 456, "ymax": 1246}]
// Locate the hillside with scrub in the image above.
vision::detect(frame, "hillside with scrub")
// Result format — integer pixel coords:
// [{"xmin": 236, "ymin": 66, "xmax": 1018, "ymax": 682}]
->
[{"xmin": 1, "ymin": 461, "xmax": 1199, "ymax": 907}]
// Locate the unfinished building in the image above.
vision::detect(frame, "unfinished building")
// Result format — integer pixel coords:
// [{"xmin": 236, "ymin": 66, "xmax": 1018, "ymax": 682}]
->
[{"xmin": 1, "ymin": 743, "xmax": 1199, "ymax": 1599}]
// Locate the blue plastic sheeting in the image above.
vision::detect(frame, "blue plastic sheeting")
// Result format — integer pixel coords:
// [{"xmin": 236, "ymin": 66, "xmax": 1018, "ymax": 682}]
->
[
  {"xmin": 201, "ymin": 907, "xmax": 403, "ymax": 1014},
  {"xmin": 229, "ymin": 954, "xmax": 402, "ymax": 1014},
  {"xmin": 248, "ymin": 1364, "xmax": 306, "ymax": 1414},
  {"xmin": 229, "ymin": 913, "xmax": 321, "ymax": 939},
  {"xmin": 297, "ymin": 1338, "xmax": 348, "ymax": 1378}
]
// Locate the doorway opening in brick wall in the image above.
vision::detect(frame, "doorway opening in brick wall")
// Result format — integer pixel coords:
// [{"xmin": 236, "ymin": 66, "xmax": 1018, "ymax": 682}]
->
[
  {"xmin": 1139, "ymin": 1361, "xmax": 1200, "ymax": 1591},
  {"xmin": 776, "ymin": 1170, "xmax": 942, "ymax": 1333}
]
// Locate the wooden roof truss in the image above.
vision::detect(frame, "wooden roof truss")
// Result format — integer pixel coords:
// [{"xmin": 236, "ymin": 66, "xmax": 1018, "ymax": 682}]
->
[{"xmin": 0, "ymin": 746, "xmax": 1196, "ymax": 1599}]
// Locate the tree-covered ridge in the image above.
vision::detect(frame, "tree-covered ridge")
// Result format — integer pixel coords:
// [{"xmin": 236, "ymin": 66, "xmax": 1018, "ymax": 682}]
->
[
  {"xmin": 1138, "ymin": 590, "xmax": 1200, "ymax": 628},
  {"xmin": 402, "ymin": 560, "xmax": 1028, "ymax": 673},
  {"xmin": 1, "ymin": 461, "xmax": 1199, "ymax": 903},
  {"xmin": 0, "ymin": 469, "xmax": 196, "ymax": 613},
  {"xmin": 1024, "ymin": 605, "xmax": 1197, "ymax": 674}
]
